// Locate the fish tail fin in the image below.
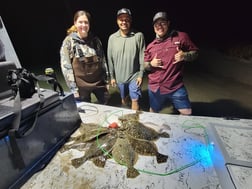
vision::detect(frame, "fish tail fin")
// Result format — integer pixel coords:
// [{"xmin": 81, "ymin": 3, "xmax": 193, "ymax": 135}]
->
[
  {"xmin": 126, "ymin": 167, "xmax": 140, "ymax": 178},
  {"xmin": 71, "ymin": 157, "xmax": 87, "ymax": 168},
  {"xmin": 156, "ymin": 153, "xmax": 168, "ymax": 163}
]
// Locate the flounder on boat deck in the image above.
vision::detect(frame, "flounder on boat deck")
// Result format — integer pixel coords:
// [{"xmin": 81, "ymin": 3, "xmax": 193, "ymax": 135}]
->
[
  {"xmin": 126, "ymin": 134, "xmax": 168, "ymax": 163},
  {"xmin": 112, "ymin": 137, "xmax": 140, "ymax": 178},
  {"xmin": 60, "ymin": 123, "xmax": 111, "ymax": 153},
  {"xmin": 71, "ymin": 130, "xmax": 118, "ymax": 168},
  {"xmin": 121, "ymin": 120, "xmax": 170, "ymax": 140},
  {"xmin": 72, "ymin": 123, "xmax": 111, "ymax": 142},
  {"xmin": 67, "ymin": 111, "xmax": 170, "ymax": 178}
]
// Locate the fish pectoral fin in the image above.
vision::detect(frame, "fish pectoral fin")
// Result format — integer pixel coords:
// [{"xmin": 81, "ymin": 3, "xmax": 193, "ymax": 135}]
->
[
  {"xmin": 126, "ymin": 167, "xmax": 140, "ymax": 178},
  {"xmin": 156, "ymin": 153, "xmax": 168, "ymax": 163}
]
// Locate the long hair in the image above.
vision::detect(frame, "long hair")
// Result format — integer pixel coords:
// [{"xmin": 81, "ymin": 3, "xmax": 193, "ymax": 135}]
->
[{"xmin": 66, "ymin": 10, "xmax": 91, "ymax": 35}]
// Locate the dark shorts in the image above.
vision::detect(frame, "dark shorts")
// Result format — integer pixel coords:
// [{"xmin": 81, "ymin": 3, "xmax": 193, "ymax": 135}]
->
[
  {"xmin": 148, "ymin": 86, "xmax": 191, "ymax": 112},
  {"xmin": 117, "ymin": 80, "xmax": 141, "ymax": 100}
]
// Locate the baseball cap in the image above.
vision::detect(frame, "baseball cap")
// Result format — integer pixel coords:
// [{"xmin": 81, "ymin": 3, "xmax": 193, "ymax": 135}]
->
[
  {"xmin": 117, "ymin": 8, "xmax": 131, "ymax": 17},
  {"xmin": 153, "ymin": 12, "xmax": 168, "ymax": 24}
]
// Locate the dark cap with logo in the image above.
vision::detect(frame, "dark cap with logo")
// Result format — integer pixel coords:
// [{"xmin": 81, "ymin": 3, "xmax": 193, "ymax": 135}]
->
[
  {"xmin": 153, "ymin": 12, "xmax": 168, "ymax": 24},
  {"xmin": 117, "ymin": 8, "xmax": 132, "ymax": 17}
]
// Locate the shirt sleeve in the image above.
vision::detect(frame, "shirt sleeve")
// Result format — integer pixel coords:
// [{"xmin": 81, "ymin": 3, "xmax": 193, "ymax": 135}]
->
[
  {"xmin": 107, "ymin": 35, "xmax": 115, "ymax": 80},
  {"xmin": 180, "ymin": 32, "xmax": 199, "ymax": 62},
  {"xmin": 137, "ymin": 32, "xmax": 146, "ymax": 78},
  {"xmin": 60, "ymin": 36, "xmax": 78, "ymax": 93}
]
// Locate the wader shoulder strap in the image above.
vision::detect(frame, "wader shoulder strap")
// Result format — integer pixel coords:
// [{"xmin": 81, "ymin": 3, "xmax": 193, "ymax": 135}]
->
[{"xmin": 8, "ymin": 89, "xmax": 25, "ymax": 169}]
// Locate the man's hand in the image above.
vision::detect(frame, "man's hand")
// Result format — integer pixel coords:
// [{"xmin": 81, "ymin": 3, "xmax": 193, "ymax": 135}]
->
[
  {"xmin": 151, "ymin": 53, "xmax": 163, "ymax": 68},
  {"xmin": 173, "ymin": 47, "xmax": 186, "ymax": 64}
]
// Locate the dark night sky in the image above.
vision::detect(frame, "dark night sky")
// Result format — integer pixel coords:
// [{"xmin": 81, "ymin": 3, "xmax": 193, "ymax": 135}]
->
[{"xmin": 0, "ymin": 0, "xmax": 251, "ymax": 70}]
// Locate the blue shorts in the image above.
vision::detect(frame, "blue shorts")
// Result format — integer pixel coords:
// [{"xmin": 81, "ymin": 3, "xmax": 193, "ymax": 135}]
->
[
  {"xmin": 117, "ymin": 80, "xmax": 141, "ymax": 100},
  {"xmin": 148, "ymin": 86, "xmax": 191, "ymax": 112}
]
